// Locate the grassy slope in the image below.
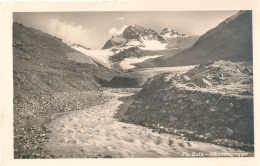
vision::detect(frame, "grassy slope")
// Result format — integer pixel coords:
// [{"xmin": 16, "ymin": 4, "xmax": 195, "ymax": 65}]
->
[{"xmin": 164, "ymin": 11, "xmax": 252, "ymax": 67}]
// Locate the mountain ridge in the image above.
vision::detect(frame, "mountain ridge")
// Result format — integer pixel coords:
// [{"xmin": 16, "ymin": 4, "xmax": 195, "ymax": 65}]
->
[
  {"xmin": 102, "ymin": 24, "xmax": 166, "ymax": 50},
  {"xmin": 13, "ymin": 22, "xmax": 121, "ymax": 94},
  {"xmin": 163, "ymin": 10, "xmax": 252, "ymax": 67}
]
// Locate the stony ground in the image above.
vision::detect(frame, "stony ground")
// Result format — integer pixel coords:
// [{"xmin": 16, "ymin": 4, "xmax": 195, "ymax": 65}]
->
[
  {"xmin": 126, "ymin": 60, "xmax": 254, "ymax": 152},
  {"xmin": 13, "ymin": 60, "xmax": 254, "ymax": 158},
  {"xmin": 13, "ymin": 90, "xmax": 112, "ymax": 158}
]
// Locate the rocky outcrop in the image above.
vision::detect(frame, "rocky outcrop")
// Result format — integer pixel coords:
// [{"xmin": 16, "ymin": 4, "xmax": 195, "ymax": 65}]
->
[
  {"xmin": 123, "ymin": 25, "xmax": 165, "ymax": 42},
  {"xmin": 71, "ymin": 43, "xmax": 91, "ymax": 50},
  {"xmin": 109, "ymin": 47, "xmax": 140, "ymax": 62},
  {"xmin": 160, "ymin": 28, "xmax": 181, "ymax": 39},
  {"xmin": 193, "ymin": 77, "xmax": 212, "ymax": 88},
  {"xmin": 102, "ymin": 34, "xmax": 127, "ymax": 49},
  {"xmin": 102, "ymin": 40, "xmax": 114, "ymax": 49}
]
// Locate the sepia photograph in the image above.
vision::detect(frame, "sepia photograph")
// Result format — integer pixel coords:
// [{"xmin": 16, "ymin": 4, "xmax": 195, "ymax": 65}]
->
[
  {"xmin": 12, "ymin": 10, "xmax": 254, "ymax": 158},
  {"xmin": 1, "ymin": 1, "xmax": 260, "ymax": 165}
]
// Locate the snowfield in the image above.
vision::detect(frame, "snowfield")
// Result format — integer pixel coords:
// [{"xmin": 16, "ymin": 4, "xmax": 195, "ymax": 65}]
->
[
  {"xmin": 120, "ymin": 55, "xmax": 163, "ymax": 69},
  {"xmin": 125, "ymin": 40, "xmax": 143, "ymax": 47},
  {"xmin": 141, "ymin": 40, "xmax": 167, "ymax": 50},
  {"xmin": 71, "ymin": 38, "xmax": 169, "ymax": 70},
  {"xmin": 161, "ymin": 33, "xmax": 180, "ymax": 39},
  {"xmin": 72, "ymin": 44, "xmax": 165, "ymax": 69},
  {"xmin": 117, "ymin": 39, "xmax": 167, "ymax": 51},
  {"xmin": 71, "ymin": 46, "xmax": 114, "ymax": 68}
]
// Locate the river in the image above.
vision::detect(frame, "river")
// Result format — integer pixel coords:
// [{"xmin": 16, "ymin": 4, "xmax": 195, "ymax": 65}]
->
[{"xmin": 43, "ymin": 89, "xmax": 252, "ymax": 158}]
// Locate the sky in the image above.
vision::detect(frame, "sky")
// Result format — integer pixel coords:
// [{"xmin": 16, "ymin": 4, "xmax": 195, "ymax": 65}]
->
[{"xmin": 13, "ymin": 11, "xmax": 238, "ymax": 49}]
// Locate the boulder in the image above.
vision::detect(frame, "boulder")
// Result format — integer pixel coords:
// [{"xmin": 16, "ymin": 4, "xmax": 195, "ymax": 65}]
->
[
  {"xmin": 242, "ymin": 68, "xmax": 251, "ymax": 74},
  {"xmin": 194, "ymin": 77, "xmax": 212, "ymax": 88},
  {"xmin": 240, "ymin": 90, "xmax": 253, "ymax": 96},
  {"xmin": 186, "ymin": 83, "xmax": 196, "ymax": 87},
  {"xmin": 204, "ymin": 133, "xmax": 213, "ymax": 138},
  {"xmin": 224, "ymin": 127, "xmax": 234, "ymax": 138},
  {"xmin": 218, "ymin": 73, "xmax": 224, "ymax": 77},
  {"xmin": 182, "ymin": 75, "xmax": 191, "ymax": 82}
]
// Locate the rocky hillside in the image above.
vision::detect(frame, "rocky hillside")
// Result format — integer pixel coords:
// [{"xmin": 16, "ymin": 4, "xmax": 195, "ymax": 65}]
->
[
  {"xmin": 13, "ymin": 22, "xmax": 145, "ymax": 158},
  {"xmin": 163, "ymin": 11, "xmax": 252, "ymax": 67},
  {"xmin": 13, "ymin": 22, "xmax": 122, "ymax": 92},
  {"xmin": 13, "ymin": 22, "xmax": 124, "ymax": 123},
  {"xmin": 125, "ymin": 60, "xmax": 253, "ymax": 151}
]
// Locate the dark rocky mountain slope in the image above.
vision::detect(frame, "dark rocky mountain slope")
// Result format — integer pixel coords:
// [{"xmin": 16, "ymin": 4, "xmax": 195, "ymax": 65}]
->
[
  {"xmin": 13, "ymin": 22, "xmax": 120, "ymax": 94},
  {"xmin": 13, "ymin": 22, "xmax": 126, "ymax": 125},
  {"xmin": 134, "ymin": 35, "xmax": 199, "ymax": 68},
  {"xmin": 164, "ymin": 10, "xmax": 252, "ymax": 67}
]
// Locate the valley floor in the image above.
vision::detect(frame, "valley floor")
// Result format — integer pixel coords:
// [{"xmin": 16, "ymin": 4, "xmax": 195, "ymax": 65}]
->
[{"xmin": 43, "ymin": 88, "xmax": 253, "ymax": 158}]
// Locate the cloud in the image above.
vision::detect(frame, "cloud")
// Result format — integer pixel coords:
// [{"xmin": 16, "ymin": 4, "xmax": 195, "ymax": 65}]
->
[
  {"xmin": 116, "ymin": 17, "xmax": 125, "ymax": 20},
  {"xmin": 45, "ymin": 19, "xmax": 97, "ymax": 48},
  {"xmin": 108, "ymin": 25, "xmax": 128, "ymax": 36}
]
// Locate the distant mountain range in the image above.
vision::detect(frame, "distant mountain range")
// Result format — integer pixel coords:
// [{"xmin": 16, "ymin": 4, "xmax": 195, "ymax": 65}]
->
[
  {"xmin": 73, "ymin": 24, "xmax": 198, "ymax": 70},
  {"xmin": 19, "ymin": 10, "xmax": 252, "ymax": 72},
  {"xmin": 102, "ymin": 24, "xmax": 192, "ymax": 51}
]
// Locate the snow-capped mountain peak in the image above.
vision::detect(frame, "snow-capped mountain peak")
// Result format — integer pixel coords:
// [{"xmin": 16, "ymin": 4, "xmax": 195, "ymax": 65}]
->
[
  {"xmin": 160, "ymin": 28, "xmax": 181, "ymax": 39},
  {"xmin": 103, "ymin": 25, "xmax": 166, "ymax": 51},
  {"xmin": 122, "ymin": 25, "xmax": 165, "ymax": 43}
]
